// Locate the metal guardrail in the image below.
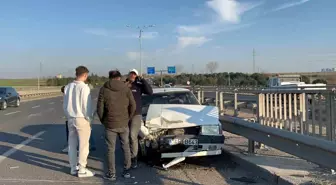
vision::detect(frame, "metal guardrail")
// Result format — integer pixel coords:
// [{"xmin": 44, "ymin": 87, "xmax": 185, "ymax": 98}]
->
[
  {"xmin": 19, "ymin": 92, "xmax": 61, "ymax": 98},
  {"xmin": 220, "ymin": 116, "xmax": 336, "ymax": 170},
  {"xmin": 14, "ymin": 86, "xmax": 61, "ymax": 91}
]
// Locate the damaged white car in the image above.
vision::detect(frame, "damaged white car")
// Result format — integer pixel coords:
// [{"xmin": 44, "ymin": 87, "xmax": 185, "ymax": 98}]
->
[{"xmin": 138, "ymin": 88, "xmax": 225, "ymax": 169}]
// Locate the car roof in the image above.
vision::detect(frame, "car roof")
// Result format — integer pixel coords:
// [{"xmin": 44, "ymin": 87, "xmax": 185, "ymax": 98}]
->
[
  {"xmin": 152, "ymin": 88, "xmax": 190, "ymax": 94},
  {"xmin": 0, "ymin": 87, "xmax": 12, "ymax": 89}
]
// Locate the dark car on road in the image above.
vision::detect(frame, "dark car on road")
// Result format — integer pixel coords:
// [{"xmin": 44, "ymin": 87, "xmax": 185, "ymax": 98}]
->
[{"xmin": 0, "ymin": 87, "xmax": 21, "ymax": 110}]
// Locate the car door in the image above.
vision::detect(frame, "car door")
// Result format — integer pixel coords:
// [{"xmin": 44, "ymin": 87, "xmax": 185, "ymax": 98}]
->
[
  {"xmin": 7, "ymin": 88, "xmax": 15, "ymax": 104},
  {"xmin": 10, "ymin": 88, "xmax": 18, "ymax": 102}
]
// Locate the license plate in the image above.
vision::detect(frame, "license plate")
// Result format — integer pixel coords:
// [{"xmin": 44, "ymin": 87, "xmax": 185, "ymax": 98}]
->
[
  {"xmin": 183, "ymin": 139, "xmax": 198, "ymax": 145},
  {"xmin": 168, "ymin": 138, "xmax": 181, "ymax": 145},
  {"xmin": 168, "ymin": 138, "xmax": 198, "ymax": 146}
]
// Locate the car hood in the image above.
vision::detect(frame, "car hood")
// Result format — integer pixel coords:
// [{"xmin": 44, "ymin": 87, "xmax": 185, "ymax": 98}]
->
[{"xmin": 145, "ymin": 104, "xmax": 220, "ymax": 129}]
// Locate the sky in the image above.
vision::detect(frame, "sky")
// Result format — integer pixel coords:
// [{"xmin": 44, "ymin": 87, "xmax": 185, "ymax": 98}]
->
[{"xmin": 0, "ymin": 0, "xmax": 336, "ymax": 78}]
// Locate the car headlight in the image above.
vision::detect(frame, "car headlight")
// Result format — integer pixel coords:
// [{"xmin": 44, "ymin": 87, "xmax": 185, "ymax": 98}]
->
[{"xmin": 200, "ymin": 125, "xmax": 220, "ymax": 135}]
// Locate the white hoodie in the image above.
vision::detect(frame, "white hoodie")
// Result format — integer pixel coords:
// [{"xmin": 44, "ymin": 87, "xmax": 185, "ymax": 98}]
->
[{"xmin": 63, "ymin": 80, "xmax": 93, "ymax": 122}]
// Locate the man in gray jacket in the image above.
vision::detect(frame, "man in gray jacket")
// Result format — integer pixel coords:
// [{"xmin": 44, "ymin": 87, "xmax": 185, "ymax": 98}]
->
[{"xmin": 97, "ymin": 70, "xmax": 136, "ymax": 181}]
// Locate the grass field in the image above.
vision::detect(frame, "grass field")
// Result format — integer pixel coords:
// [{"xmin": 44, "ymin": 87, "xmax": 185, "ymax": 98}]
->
[{"xmin": 0, "ymin": 79, "xmax": 47, "ymax": 86}]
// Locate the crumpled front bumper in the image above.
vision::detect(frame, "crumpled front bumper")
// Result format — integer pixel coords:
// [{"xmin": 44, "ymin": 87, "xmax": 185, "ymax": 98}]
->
[
  {"xmin": 158, "ymin": 134, "xmax": 225, "ymax": 158},
  {"xmin": 157, "ymin": 134, "xmax": 225, "ymax": 169}
]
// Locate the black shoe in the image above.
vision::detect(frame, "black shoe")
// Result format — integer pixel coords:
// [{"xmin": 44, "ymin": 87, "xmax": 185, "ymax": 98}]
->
[
  {"xmin": 131, "ymin": 157, "xmax": 138, "ymax": 169},
  {"xmin": 122, "ymin": 169, "xmax": 131, "ymax": 178},
  {"xmin": 103, "ymin": 172, "xmax": 116, "ymax": 181}
]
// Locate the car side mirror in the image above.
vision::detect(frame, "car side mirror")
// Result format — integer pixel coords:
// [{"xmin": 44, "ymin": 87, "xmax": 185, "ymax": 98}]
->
[{"xmin": 6, "ymin": 93, "xmax": 11, "ymax": 97}]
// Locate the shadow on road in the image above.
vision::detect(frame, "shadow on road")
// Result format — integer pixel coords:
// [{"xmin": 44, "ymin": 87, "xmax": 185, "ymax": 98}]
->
[{"xmin": 0, "ymin": 123, "xmax": 209, "ymax": 185}]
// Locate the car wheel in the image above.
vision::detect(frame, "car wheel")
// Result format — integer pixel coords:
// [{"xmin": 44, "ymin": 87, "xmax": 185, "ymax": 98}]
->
[
  {"xmin": 1, "ymin": 101, "xmax": 7, "ymax": 110},
  {"xmin": 15, "ymin": 98, "xmax": 20, "ymax": 107}
]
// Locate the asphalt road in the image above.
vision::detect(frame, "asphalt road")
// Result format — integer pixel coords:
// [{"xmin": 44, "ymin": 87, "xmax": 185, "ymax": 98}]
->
[{"xmin": 0, "ymin": 89, "xmax": 268, "ymax": 185}]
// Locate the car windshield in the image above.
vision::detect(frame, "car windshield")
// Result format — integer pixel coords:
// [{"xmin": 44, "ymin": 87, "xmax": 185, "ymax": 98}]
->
[
  {"xmin": 142, "ymin": 91, "xmax": 199, "ymax": 116},
  {"xmin": 0, "ymin": 88, "xmax": 6, "ymax": 94}
]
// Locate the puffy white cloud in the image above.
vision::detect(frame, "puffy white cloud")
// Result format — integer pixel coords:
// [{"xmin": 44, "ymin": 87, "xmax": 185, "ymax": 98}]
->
[{"xmin": 206, "ymin": 0, "xmax": 262, "ymax": 23}]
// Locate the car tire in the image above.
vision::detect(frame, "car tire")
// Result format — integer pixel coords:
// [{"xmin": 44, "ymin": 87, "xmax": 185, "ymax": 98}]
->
[
  {"xmin": 15, "ymin": 98, "xmax": 20, "ymax": 107},
  {"xmin": 1, "ymin": 101, "xmax": 7, "ymax": 110}
]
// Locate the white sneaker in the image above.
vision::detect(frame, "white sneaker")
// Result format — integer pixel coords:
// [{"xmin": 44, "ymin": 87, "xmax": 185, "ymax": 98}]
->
[
  {"xmin": 62, "ymin": 147, "xmax": 69, "ymax": 153},
  {"xmin": 70, "ymin": 166, "xmax": 79, "ymax": 175},
  {"xmin": 77, "ymin": 168, "xmax": 95, "ymax": 178}
]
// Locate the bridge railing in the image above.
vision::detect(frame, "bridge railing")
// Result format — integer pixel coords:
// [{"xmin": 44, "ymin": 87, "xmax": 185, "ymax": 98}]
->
[
  {"xmin": 194, "ymin": 87, "xmax": 336, "ymax": 142},
  {"xmin": 256, "ymin": 90, "xmax": 336, "ymax": 142}
]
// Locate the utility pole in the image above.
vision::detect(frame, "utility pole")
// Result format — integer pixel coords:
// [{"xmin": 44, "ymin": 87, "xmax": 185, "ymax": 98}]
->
[
  {"xmin": 37, "ymin": 62, "xmax": 42, "ymax": 91},
  {"xmin": 253, "ymin": 48, "xmax": 256, "ymax": 73},
  {"xmin": 139, "ymin": 29, "xmax": 142, "ymax": 76},
  {"xmin": 127, "ymin": 24, "xmax": 155, "ymax": 76}
]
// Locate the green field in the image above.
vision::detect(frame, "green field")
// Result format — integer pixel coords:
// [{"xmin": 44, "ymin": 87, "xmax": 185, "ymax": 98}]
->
[{"xmin": 0, "ymin": 79, "xmax": 47, "ymax": 86}]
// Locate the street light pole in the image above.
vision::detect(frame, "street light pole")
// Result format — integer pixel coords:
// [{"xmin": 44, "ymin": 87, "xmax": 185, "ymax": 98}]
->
[
  {"xmin": 139, "ymin": 29, "xmax": 143, "ymax": 75},
  {"xmin": 38, "ymin": 62, "xmax": 42, "ymax": 91},
  {"xmin": 127, "ymin": 24, "xmax": 155, "ymax": 76}
]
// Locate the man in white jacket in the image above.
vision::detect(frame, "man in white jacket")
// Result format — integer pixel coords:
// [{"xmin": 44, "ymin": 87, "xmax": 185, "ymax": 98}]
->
[{"xmin": 63, "ymin": 66, "xmax": 95, "ymax": 177}]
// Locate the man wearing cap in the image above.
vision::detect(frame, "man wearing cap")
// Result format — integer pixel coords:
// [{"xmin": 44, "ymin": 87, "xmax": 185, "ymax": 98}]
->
[{"xmin": 126, "ymin": 69, "xmax": 153, "ymax": 168}]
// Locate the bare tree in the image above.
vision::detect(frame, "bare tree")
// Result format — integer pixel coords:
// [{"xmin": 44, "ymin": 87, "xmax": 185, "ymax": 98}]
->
[
  {"xmin": 206, "ymin": 61, "xmax": 218, "ymax": 74},
  {"xmin": 175, "ymin": 64, "xmax": 184, "ymax": 74}
]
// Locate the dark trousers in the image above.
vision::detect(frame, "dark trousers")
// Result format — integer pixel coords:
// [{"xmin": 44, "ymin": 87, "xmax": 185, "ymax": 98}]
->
[
  {"xmin": 105, "ymin": 127, "xmax": 131, "ymax": 174},
  {"xmin": 66, "ymin": 120, "xmax": 95, "ymax": 147}
]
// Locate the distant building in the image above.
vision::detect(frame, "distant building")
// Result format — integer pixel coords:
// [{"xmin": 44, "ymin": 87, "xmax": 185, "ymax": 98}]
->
[
  {"xmin": 321, "ymin": 68, "xmax": 336, "ymax": 72},
  {"xmin": 56, "ymin": 74, "xmax": 63, "ymax": 79}
]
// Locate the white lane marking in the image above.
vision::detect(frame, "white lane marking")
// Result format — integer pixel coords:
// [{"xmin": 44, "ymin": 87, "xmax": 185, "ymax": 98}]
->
[
  {"xmin": 0, "ymin": 131, "xmax": 45, "ymax": 164},
  {"xmin": 4, "ymin": 111, "xmax": 21, "ymax": 116},
  {"xmin": 28, "ymin": 112, "xmax": 42, "ymax": 118},
  {"xmin": 48, "ymin": 102, "xmax": 55, "ymax": 105},
  {"xmin": 32, "ymin": 105, "xmax": 40, "ymax": 109}
]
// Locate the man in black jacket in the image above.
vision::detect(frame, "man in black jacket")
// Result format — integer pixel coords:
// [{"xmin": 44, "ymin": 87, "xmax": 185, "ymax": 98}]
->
[
  {"xmin": 97, "ymin": 70, "xmax": 136, "ymax": 181},
  {"xmin": 126, "ymin": 69, "xmax": 153, "ymax": 168}
]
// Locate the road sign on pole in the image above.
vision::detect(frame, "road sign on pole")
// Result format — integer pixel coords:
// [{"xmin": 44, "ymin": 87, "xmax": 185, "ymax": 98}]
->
[
  {"xmin": 167, "ymin": 66, "xmax": 176, "ymax": 74},
  {"xmin": 147, "ymin": 67, "xmax": 155, "ymax": 75}
]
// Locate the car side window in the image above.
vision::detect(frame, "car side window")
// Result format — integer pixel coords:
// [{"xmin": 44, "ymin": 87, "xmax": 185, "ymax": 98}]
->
[
  {"xmin": 0, "ymin": 88, "xmax": 6, "ymax": 94},
  {"xmin": 9, "ymin": 88, "xmax": 16, "ymax": 95}
]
